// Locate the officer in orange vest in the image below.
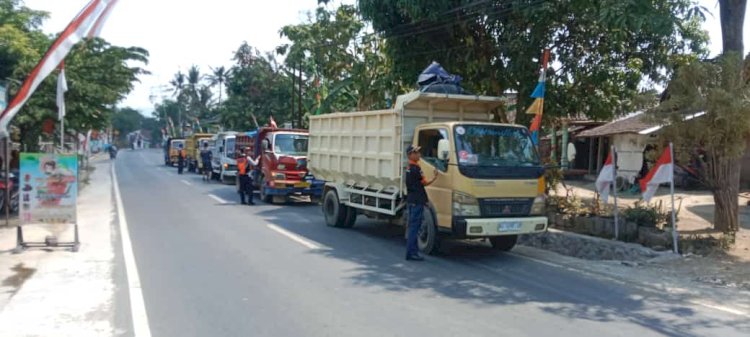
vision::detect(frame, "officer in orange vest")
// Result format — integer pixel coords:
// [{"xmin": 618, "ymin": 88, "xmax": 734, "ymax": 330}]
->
[
  {"xmin": 177, "ymin": 147, "xmax": 186, "ymax": 174},
  {"xmin": 237, "ymin": 147, "xmax": 259, "ymax": 205}
]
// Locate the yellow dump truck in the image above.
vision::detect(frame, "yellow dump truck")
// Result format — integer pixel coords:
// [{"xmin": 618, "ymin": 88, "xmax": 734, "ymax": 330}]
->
[
  {"xmin": 186, "ymin": 133, "xmax": 214, "ymax": 173},
  {"xmin": 308, "ymin": 91, "xmax": 548, "ymax": 254}
]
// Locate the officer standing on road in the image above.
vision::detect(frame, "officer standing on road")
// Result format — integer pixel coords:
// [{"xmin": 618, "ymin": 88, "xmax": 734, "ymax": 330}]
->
[
  {"xmin": 405, "ymin": 145, "xmax": 438, "ymax": 261},
  {"xmin": 237, "ymin": 147, "xmax": 259, "ymax": 205},
  {"xmin": 177, "ymin": 146, "xmax": 186, "ymax": 175},
  {"xmin": 200, "ymin": 142, "xmax": 212, "ymax": 181}
]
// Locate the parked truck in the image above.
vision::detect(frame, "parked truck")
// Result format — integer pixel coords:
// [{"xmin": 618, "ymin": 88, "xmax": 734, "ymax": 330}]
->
[
  {"xmin": 308, "ymin": 91, "xmax": 548, "ymax": 254},
  {"xmin": 210, "ymin": 131, "xmax": 238, "ymax": 183},
  {"xmin": 163, "ymin": 137, "xmax": 185, "ymax": 166},
  {"xmin": 185, "ymin": 133, "xmax": 214, "ymax": 173},
  {"xmin": 235, "ymin": 127, "xmax": 324, "ymax": 204}
]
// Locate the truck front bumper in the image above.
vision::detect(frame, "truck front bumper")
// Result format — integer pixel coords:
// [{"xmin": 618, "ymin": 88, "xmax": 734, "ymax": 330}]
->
[
  {"xmin": 452, "ymin": 216, "xmax": 548, "ymax": 237},
  {"xmin": 264, "ymin": 180, "xmax": 324, "ymax": 197}
]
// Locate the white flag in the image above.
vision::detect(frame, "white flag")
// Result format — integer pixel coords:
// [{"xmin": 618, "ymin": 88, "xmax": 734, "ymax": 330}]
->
[{"xmin": 57, "ymin": 67, "xmax": 68, "ymax": 121}]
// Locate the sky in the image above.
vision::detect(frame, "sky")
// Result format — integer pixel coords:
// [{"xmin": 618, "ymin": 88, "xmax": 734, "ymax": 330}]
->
[{"xmin": 22, "ymin": 0, "xmax": 750, "ymax": 116}]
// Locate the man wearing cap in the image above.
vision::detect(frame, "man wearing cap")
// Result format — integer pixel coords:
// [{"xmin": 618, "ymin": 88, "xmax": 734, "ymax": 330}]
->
[
  {"xmin": 237, "ymin": 147, "xmax": 259, "ymax": 205},
  {"xmin": 405, "ymin": 144, "xmax": 438, "ymax": 261}
]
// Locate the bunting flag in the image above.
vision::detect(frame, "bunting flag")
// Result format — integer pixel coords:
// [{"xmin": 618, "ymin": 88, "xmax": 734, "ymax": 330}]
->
[
  {"xmin": 526, "ymin": 49, "xmax": 550, "ymax": 145},
  {"xmin": 0, "ymin": 0, "xmax": 116, "ymax": 136},
  {"xmin": 269, "ymin": 116, "xmax": 278, "ymax": 128}
]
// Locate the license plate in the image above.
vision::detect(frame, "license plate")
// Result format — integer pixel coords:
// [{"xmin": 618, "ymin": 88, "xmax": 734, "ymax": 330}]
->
[
  {"xmin": 295, "ymin": 182, "xmax": 310, "ymax": 188},
  {"xmin": 498, "ymin": 222, "xmax": 522, "ymax": 232}
]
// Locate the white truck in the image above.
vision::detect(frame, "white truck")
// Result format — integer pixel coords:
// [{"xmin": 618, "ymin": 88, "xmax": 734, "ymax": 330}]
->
[
  {"xmin": 211, "ymin": 131, "xmax": 238, "ymax": 183},
  {"xmin": 308, "ymin": 91, "xmax": 548, "ymax": 254}
]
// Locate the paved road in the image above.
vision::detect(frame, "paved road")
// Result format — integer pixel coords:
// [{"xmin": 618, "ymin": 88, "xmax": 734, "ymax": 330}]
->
[{"xmin": 115, "ymin": 149, "xmax": 748, "ymax": 337}]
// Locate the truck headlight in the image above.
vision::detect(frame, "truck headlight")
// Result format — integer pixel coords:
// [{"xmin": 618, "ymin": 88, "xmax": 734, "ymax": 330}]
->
[
  {"xmin": 453, "ymin": 191, "xmax": 480, "ymax": 217},
  {"xmin": 273, "ymin": 172, "xmax": 285, "ymax": 180},
  {"xmin": 530, "ymin": 196, "xmax": 546, "ymax": 215},
  {"xmin": 223, "ymin": 163, "xmax": 228, "ymax": 169}
]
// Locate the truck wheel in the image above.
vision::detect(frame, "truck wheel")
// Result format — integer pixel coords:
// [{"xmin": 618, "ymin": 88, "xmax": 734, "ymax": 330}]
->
[
  {"xmin": 323, "ymin": 189, "xmax": 347, "ymax": 227},
  {"xmin": 342, "ymin": 207, "xmax": 357, "ymax": 228},
  {"xmin": 418, "ymin": 206, "xmax": 441, "ymax": 255},
  {"xmin": 490, "ymin": 235, "xmax": 518, "ymax": 251},
  {"xmin": 259, "ymin": 176, "xmax": 272, "ymax": 203}
]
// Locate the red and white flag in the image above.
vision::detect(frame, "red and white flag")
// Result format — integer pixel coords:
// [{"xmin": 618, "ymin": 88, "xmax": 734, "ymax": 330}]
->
[
  {"xmin": 596, "ymin": 150, "xmax": 615, "ymax": 203},
  {"xmin": 0, "ymin": 0, "xmax": 115, "ymax": 135},
  {"xmin": 640, "ymin": 147, "xmax": 673, "ymax": 202},
  {"xmin": 269, "ymin": 116, "xmax": 278, "ymax": 128}
]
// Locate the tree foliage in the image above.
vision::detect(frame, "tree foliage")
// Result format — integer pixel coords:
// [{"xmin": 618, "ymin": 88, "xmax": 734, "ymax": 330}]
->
[
  {"xmin": 0, "ymin": 0, "xmax": 148, "ymax": 149},
  {"xmin": 358, "ymin": 0, "xmax": 708, "ymax": 122},
  {"xmin": 652, "ymin": 53, "xmax": 750, "ymax": 233}
]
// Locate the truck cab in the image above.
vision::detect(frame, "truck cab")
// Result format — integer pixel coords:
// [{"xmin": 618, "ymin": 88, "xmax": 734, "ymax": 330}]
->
[
  {"xmin": 164, "ymin": 138, "xmax": 185, "ymax": 166},
  {"xmin": 236, "ymin": 128, "xmax": 323, "ymax": 204},
  {"xmin": 413, "ymin": 122, "xmax": 546, "ymax": 251},
  {"xmin": 210, "ymin": 132, "xmax": 238, "ymax": 183}
]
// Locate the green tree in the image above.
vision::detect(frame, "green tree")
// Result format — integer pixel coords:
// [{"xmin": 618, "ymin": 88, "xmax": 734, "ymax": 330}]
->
[
  {"xmin": 224, "ymin": 42, "xmax": 292, "ymax": 130},
  {"xmin": 358, "ymin": 0, "xmax": 708, "ymax": 123},
  {"xmin": 207, "ymin": 66, "xmax": 231, "ymax": 107},
  {"xmin": 650, "ymin": 0, "xmax": 748, "ymax": 234},
  {"xmin": 111, "ymin": 107, "xmax": 143, "ymax": 143},
  {"xmin": 278, "ymin": 4, "xmax": 396, "ymax": 116}
]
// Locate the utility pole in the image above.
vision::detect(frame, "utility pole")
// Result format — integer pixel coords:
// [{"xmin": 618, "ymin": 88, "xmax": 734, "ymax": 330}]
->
[
  {"xmin": 291, "ymin": 64, "xmax": 296, "ymax": 128},
  {"xmin": 297, "ymin": 63, "xmax": 303, "ymax": 128}
]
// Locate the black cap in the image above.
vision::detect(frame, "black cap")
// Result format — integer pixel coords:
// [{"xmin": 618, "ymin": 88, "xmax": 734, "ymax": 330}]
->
[{"xmin": 406, "ymin": 145, "xmax": 421, "ymax": 154}]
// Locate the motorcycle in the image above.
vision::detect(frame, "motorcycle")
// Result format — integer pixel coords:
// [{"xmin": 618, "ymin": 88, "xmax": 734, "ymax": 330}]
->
[
  {"xmin": 109, "ymin": 145, "xmax": 118, "ymax": 159},
  {"xmin": 0, "ymin": 171, "xmax": 19, "ymax": 214}
]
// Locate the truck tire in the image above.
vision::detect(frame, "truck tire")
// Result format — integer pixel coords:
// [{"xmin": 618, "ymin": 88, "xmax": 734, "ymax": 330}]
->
[
  {"xmin": 342, "ymin": 207, "xmax": 357, "ymax": 228},
  {"xmin": 418, "ymin": 206, "xmax": 441, "ymax": 255},
  {"xmin": 490, "ymin": 235, "xmax": 518, "ymax": 251},
  {"xmin": 323, "ymin": 189, "xmax": 347, "ymax": 227},
  {"xmin": 259, "ymin": 175, "xmax": 272, "ymax": 203}
]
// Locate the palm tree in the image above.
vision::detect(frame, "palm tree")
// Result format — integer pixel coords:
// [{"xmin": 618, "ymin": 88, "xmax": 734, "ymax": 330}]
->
[
  {"xmin": 207, "ymin": 66, "xmax": 232, "ymax": 107},
  {"xmin": 169, "ymin": 71, "xmax": 186, "ymax": 136}
]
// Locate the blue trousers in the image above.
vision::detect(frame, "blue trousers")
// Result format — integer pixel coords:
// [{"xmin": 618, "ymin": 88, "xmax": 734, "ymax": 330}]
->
[{"xmin": 407, "ymin": 204, "xmax": 424, "ymax": 256}]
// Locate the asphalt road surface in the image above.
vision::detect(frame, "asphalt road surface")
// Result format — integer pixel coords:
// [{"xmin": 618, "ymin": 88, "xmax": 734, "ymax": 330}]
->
[{"xmin": 115, "ymin": 149, "xmax": 748, "ymax": 337}]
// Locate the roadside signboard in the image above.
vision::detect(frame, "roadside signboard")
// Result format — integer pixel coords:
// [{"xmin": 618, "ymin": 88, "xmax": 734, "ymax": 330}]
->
[{"xmin": 19, "ymin": 153, "xmax": 78, "ymax": 225}]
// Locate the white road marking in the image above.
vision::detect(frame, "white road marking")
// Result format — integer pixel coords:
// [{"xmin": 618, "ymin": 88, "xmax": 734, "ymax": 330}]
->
[
  {"xmin": 689, "ymin": 300, "xmax": 750, "ymax": 318},
  {"xmin": 181, "ymin": 180, "xmax": 192, "ymax": 186},
  {"xmin": 208, "ymin": 194, "xmax": 231, "ymax": 204},
  {"xmin": 267, "ymin": 224, "xmax": 323, "ymax": 250},
  {"xmin": 507, "ymin": 251, "xmax": 750, "ymax": 318},
  {"xmin": 112, "ymin": 165, "xmax": 152, "ymax": 337}
]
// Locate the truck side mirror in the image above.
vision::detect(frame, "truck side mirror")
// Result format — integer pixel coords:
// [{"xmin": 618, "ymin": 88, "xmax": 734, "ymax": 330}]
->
[{"xmin": 437, "ymin": 139, "xmax": 450, "ymax": 161}]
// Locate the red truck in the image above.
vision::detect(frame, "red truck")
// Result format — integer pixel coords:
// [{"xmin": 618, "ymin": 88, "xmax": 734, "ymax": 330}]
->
[{"xmin": 235, "ymin": 127, "xmax": 323, "ymax": 204}]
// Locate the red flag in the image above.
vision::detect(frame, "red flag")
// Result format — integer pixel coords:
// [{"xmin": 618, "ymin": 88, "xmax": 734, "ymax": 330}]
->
[
  {"xmin": 640, "ymin": 147, "xmax": 673, "ymax": 202},
  {"xmin": 595, "ymin": 151, "xmax": 615, "ymax": 203},
  {"xmin": 0, "ymin": 0, "xmax": 114, "ymax": 135}
]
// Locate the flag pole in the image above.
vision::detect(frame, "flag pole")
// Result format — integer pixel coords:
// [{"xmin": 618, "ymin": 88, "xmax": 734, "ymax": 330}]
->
[
  {"xmin": 669, "ymin": 142, "xmax": 679, "ymax": 254},
  {"xmin": 612, "ymin": 145, "xmax": 619, "ymax": 240}
]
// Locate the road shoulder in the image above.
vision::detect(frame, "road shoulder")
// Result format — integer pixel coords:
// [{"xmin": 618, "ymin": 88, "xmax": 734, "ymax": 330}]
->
[{"xmin": 0, "ymin": 158, "xmax": 120, "ymax": 336}]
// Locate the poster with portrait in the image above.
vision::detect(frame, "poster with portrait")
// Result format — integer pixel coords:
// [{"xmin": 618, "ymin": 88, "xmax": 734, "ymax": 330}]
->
[{"xmin": 19, "ymin": 153, "xmax": 78, "ymax": 225}]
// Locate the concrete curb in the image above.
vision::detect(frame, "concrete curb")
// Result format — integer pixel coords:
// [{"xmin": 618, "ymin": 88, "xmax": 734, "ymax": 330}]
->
[{"xmin": 519, "ymin": 228, "xmax": 673, "ymax": 262}]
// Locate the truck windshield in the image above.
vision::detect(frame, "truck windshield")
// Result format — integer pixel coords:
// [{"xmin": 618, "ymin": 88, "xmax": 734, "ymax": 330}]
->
[
  {"xmin": 274, "ymin": 134, "xmax": 308, "ymax": 156},
  {"xmin": 225, "ymin": 138, "xmax": 235, "ymax": 155},
  {"xmin": 454, "ymin": 125, "xmax": 539, "ymax": 167}
]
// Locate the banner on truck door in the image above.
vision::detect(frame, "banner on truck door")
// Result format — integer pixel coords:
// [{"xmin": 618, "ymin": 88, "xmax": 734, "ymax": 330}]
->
[{"xmin": 19, "ymin": 153, "xmax": 78, "ymax": 225}]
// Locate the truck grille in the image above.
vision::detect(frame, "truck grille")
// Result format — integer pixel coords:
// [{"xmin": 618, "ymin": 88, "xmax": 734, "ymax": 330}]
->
[{"xmin": 479, "ymin": 198, "xmax": 533, "ymax": 217}]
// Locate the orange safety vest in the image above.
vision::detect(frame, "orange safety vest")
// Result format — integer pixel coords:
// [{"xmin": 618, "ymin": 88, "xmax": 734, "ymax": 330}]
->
[{"xmin": 237, "ymin": 157, "xmax": 248, "ymax": 175}]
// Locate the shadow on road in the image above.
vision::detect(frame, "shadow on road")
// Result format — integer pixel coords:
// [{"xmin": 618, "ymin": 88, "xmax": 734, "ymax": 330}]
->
[{"xmin": 254, "ymin": 208, "xmax": 750, "ymax": 337}]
